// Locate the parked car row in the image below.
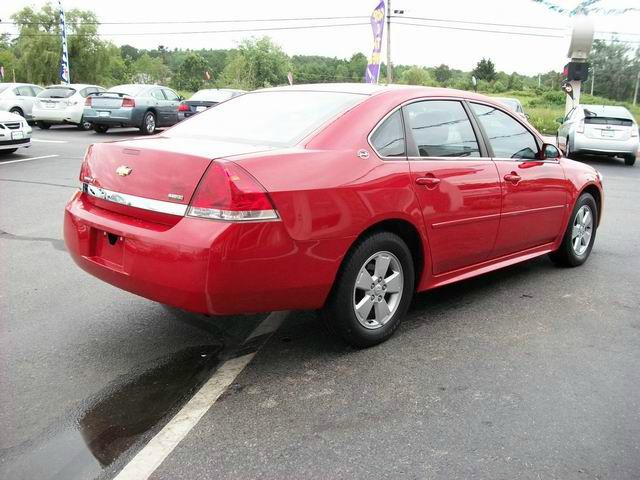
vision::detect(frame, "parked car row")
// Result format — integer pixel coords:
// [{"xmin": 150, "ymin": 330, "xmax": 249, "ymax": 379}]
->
[{"xmin": 0, "ymin": 83, "xmax": 246, "ymax": 149}]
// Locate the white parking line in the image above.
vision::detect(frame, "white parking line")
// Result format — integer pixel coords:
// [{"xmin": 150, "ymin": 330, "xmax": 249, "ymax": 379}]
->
[
  {"xmin": 31, "ymin": 138, "xmax": 68, "ymax": 144},
  {"xmin": 113, "ymin": 310, "xmax": 288, "ymax": 480},
  {"xmin": 0, "ymin": 154, "xmax": 58, "ymax": 165}
]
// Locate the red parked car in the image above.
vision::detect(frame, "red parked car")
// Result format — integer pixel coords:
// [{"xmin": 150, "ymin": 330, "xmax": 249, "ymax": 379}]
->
[{"xmin": 65, "ymin": 84, "xmax": 603, "ymax": 347}]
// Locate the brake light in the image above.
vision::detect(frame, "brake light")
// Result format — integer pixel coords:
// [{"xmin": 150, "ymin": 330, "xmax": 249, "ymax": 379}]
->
[
  {"xmin": 577, "ymin": 120, "xmax": 584, "ymax": 134},
  {"xmin": 632, "ymin": 128, "xmax": 638, "ymax": 138},
  {"xmin": 85, "ymin": 96, "xmax": 92, "ymax": 107},
  {"xmin": 187, "ymin": 161, "xmax": 279, "ymax": 221},
  {"xmin": 122, "ymin": 97, "xmax": 135, "ymax": 108},
  {"xmin": 178, "ymin": 102, "xmax": 190, "ymax": 112},
  {"xmin": 79, "ymin": 145, "xmax": 94, "ymax": 184}
]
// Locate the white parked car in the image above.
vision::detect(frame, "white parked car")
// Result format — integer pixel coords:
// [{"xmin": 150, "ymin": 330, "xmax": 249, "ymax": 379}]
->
[
  {"xmin": 0, "ymin": 83, "xmax": 45, "ymax": 121},
  {"xmin": 32, "ymin": 84, "xmax": 105, "ymax": 130},
  {"xmin": 557, "ymin": 104, "xmax": 639, "ymax": 166},
  {"xmin": 0, "ymin": 111, "xmax": 32, "ymax": 154}
]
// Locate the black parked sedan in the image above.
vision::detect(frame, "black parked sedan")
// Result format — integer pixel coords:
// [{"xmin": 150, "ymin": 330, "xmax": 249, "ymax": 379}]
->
[{"xmin": 177, "ymin": 89, "xmax": 246, "ymax": 120}]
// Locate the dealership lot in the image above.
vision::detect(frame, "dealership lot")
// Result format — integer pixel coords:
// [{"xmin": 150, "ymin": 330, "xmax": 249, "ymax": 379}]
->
[{"xmin": 1, "ymin": 127, "xmax": 639, "ymax": 479}]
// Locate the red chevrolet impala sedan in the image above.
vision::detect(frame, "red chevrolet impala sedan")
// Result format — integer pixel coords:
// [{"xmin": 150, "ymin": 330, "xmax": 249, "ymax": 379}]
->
[{"xmin": 65, "ymin": 84, "xmax": 603, "ymax": 347}]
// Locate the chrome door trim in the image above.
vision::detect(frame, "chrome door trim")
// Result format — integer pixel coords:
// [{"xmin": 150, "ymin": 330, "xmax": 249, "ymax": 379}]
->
[{"xmin": 83, "ymin": 183, "xmax": 188, "ymax": 216}]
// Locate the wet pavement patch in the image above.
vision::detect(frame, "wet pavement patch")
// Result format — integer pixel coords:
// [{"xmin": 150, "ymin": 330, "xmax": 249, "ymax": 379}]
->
[{"xmin": 1, "ymin": 344, "xmax": 223, "ymax": 480}]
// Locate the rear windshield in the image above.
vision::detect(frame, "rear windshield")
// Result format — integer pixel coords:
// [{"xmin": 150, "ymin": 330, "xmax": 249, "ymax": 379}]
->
[
  {"xmin": 190, "ymin": 90, "xmax": 238, "ymax": 102},
  {"xmin": 40, "ymin": 87, "xmax": 76, "ymax": 98},
  {"xmin": 108, "ymin": 85, "xmax": 145, "ymax": 97},
  {"xmin": 584, "ymin": 117, "xmax": 633, "ymax": 127},
  {"xmin": 165, "ymin": 91, "xmax": 365, "ymax": 146},
  {"xmin": 0, "ymin": 84, "xmax": 11, "ymax": 94}
]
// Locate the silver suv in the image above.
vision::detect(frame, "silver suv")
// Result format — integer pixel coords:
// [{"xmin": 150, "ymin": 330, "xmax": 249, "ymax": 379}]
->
[{"xmin": 557, "ymin": 104, "xmax": 639, "ymax": 166}]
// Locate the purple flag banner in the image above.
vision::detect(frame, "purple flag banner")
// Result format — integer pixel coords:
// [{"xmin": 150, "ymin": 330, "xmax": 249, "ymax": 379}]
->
[{"xmin": 365, "ymin": 0, "xmax": 385, "ymax": 84}]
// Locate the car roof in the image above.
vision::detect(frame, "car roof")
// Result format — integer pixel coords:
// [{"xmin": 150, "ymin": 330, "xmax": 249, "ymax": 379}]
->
[
  {"xmin": 581, "ymin": 104, "xmax": 634, "ymax": 120},
  {"xmin": 45, "ymin": 84, "xmax": 99, "ymax": 89}
]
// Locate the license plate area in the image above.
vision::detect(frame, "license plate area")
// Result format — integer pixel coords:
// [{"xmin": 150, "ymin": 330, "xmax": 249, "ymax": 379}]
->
[
  {"xmin": 601, "ymin": 130, "xmax": 615, "ymax": 138},
  {"xmin": 196, "ymin": 106, "xmax": 207, "ymax": 112},
  {"xmin": 98, "ymin": 111, "xmax": 110, "ymax": 117},
  {"xmin": 90, "ymin": 229, "xmax": 125, "ymax": 269},
  {"xmin": 11, "ymin": 132, "xmax": 24, "ymax": 140}
]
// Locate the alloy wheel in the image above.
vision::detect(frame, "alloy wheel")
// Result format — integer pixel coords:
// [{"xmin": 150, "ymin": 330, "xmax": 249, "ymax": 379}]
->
[
  {"xmin": 352, "ymin": 251, "xmax": 404, "ymax": 329},
  {"xmin": 146, "ymin": 114, "xmax": 155, "ymax": 133},
  {"xmin": 572, "ymin": 205, "xmax": 593, "ymax": 256}
]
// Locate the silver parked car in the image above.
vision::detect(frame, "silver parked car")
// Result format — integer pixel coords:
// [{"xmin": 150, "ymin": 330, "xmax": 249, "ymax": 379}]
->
[
  {"xmin": 0, "ymin": 83, "xmax": 44, "ymax": 121},
  {"xmin": 177, "ymin": 88, "xmax": 246, "ymax": 120},
  {"xmin": 557, "ymin": 104, "xmax": 639, "ymax": 166},
  {"xmin": 84, "ymin": 84, "xmax": 182, "ymax": 135},
  {"xmin": 494, "ymin": 96, "xmax": 528, "ymax": 120}
]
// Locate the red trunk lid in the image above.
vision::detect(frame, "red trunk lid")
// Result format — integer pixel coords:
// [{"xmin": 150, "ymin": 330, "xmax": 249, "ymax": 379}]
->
[{"xmin": 84, "ymin": 136, "xmax": 273, "ymax": 222}]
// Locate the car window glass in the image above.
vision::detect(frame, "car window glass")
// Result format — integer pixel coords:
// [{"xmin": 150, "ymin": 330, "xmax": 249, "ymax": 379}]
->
[
  {"xmin": 151, "ymin": 89, "xmax": 166, "ymax": 100},
  {"xmin": 405, "ymin": 100, "xmax": 480, "ymax": 158},
  {"xmin": 163, "ymin": 89, "xmax": 180, "ymax": 101},
  {"xmin": 564, "ymin": 108, "xmax": 575, "ymax": 122},
  {"xmin": 30, "ymin": 86, "xmax": 43, "ymax": 96},
  {"xmin": 370, "ymin": 110, "xmax": 405, "ymax": 158},
  {"xmin": 471, "ymin": 103, "xmax": 538, "ymax": 160},
  {"xmin": 17, "ymin": 86, "xmax": 33, "ymax": 96}
]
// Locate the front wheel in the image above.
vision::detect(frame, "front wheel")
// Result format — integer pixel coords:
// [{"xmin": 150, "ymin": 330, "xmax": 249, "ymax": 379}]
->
[
  {"xmin": 624, "ymin": 154, "xmax": 636, "ymax": 166},
  {"xmin": 93, "ymin": 124, "xmax": 109, "ymax": 134},
  {"xmin": 140, "ymin": 111, "xmax": 156, "ymax": 135},
  {"xmin": 549, "ymin": 193, "xmax": 597, "ymax": 267},
  {"xmin": 322, "ymin": 232, "xmax": 415, "ymax": 348},
  {"xmin": 565, "ymin": 137, "xmax": 575, "ymax": 159},
  {"xmin": 37, "ymin": 121, "xmax": 50, "ymax": 130}
]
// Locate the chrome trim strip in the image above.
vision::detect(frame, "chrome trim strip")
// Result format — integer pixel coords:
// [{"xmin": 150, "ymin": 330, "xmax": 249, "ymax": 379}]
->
[
  {"xmin": 501, "ymin": 204, "xmax": 566, "ymax": 218},
  {"xmin": 431, "ymin": 212, "xmax": 501, "ymax": 229},
  {"xmin": 83, "ymin": 183, "xmax": 188, "ymax": 216}
]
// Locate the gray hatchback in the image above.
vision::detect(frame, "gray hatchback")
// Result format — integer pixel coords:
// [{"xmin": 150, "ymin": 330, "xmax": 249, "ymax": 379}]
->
[{"xmin": 84, "ymin": 84, "xmax": 182, "ymax": 135}]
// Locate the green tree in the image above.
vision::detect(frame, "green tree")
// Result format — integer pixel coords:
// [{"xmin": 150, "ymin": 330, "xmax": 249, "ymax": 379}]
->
[
  {"xmin": 131, "ymin": 53, "xmax": 170, "ymax": 84},
  {"xmin": 221, "ymin": 37, "xmax": 289, "ymax": 89},
  {"xmin": 434, "ymin": 64, "xmax": 452, "ymax": 85},
  {"xmin": 588, "ymin": 39, "xmax": 639, "ymax": 101},
  {"xmin": 473, "ymin": 58, "xmax": 497, "ymax": 82},
  {"xmin": 173, "ymin": 53, "xmax": 209, "ymax": 91},
  {"xmin": 399, "ymin": 67, "xmax": 433, "ymax": 86}
]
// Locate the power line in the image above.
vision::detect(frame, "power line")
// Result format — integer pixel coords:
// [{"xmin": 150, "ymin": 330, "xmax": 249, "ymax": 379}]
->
[
  {"xmin": 0, "ymin": 22, "xmax": 371, "ymax": 37},
  {"xmin": 393, "ymin": 21, "xmax": 565, "ymax": 38},
  {"xmin": 391, "ymin": 15, "xmax": 565, "ymax": 31}
]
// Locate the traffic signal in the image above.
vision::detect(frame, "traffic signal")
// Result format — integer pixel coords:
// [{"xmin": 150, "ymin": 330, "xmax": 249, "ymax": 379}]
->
[{"xmin": 563, "ymin": 62, "xmax": 589, "ymax": 82}]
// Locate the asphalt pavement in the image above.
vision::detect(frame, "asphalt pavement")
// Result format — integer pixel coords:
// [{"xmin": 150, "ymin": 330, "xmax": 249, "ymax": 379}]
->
[{"xmin": 1, "ymin": 126, "xmax": 639, "ymax": 480}]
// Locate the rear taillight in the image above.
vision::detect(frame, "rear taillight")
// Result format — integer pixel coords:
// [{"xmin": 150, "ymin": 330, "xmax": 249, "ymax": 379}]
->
[
  {"xmin": 122, "ymin": 97, "xmax": 135, "ymax": 108},
  {"xmin": 79, "ymin": 145, "xmax": 93, "ymax": 184},
  {"xmin": 85, "ymin": 96, "xmax": 92, "ymax": 107},
  {"xmin": 187, "ymin": 161, "xmax": 278, "ymax": 221},
  {"xmin": 632, "ymin": 128, "xmax": 638, "ymax": 138},
  {"xmin": 577, "ymin": 120, "xmax": 584, "ymax": 134},
  {"xmin": 178, "ymin": 102, "xmax": 190, "ymax": 112}
]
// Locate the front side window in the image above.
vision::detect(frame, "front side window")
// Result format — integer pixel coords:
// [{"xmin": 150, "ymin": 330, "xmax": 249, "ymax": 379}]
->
[
  {"xmin": 471, "ymin": 103, "xmax": 538, "ymax": 160},
  {"xmin": 163, "ymin": 89, "xmax": 180, "ymax": 101},
  {"xmin": 370, "ymin": 110, "xmax": 405, "ymax": 157},
  {"xmin": 151, "ymin": 89, "xmax": 166, "ymax": 101},
  {"xmin": 405, "ymin": 100, "xmax": 480, "ymax": 158}
]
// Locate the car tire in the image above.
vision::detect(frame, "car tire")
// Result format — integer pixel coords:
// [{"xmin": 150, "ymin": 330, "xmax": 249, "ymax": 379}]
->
[
  {"xmin": 322, "ymin": 231, "xmax": 415, "ymax": 348},
  {"xmin": 0, "ymin": 148, "xmax": 18, "ymax": 154},
  {"xmin": 624, "ymin": 154, "xmax": 636, "ymax": 166},
  {"xmin": 93, "ymin": 124, "xmax": 109, "ymax": 134},
  {"xmin": 549, "ymin": 192, "xmax": 597, "ymax": 267},
  {"xmin": 37, "ymin": 121, "xmax": 51, "ymax": 130},
  {"xmin": 9, "ymin": 108, "xmax": 24, "ymax": 117},
  {"xmin": 565, "ymin": 137, "xmax": 575, "ymax": 159},
  {"xmin": 140, "ymin": 111, "xmax": 156, "ymax": 135},
  {"xmin": 77, "ymin": 118, "xmax": 92, "ymax": 131}
]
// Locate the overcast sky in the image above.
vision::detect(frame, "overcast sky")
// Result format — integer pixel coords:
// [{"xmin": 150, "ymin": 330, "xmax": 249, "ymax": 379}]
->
[{"xmin": 1, "ymin": 0, "xmax": 638, "ymax": 75}]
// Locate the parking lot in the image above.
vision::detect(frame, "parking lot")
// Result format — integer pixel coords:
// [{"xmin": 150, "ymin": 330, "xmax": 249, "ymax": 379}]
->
[{"xmin": 1, "ymin": 126, "xmax": 639, "ymax": 480}]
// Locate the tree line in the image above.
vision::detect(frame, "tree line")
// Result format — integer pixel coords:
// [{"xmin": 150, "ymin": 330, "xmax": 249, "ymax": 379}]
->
[{"xmin": 1, "ymin": 3, "xmax": 638, "ymax": 102}]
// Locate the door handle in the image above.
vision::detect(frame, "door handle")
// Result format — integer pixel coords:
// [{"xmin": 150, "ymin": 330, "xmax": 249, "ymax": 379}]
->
[
  {"xmin": 415, "ymin": 176, "xmax": 441, "ymax": 188},
  {"xmin": 503, "ymin": 172, "xmax": 522, "ymax": 185}
]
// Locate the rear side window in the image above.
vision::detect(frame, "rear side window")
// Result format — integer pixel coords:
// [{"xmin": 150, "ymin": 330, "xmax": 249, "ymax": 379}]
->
[
  {"xmin": 16, "ymin": 86, "xmax": 34, "ymax": 96},
  {"xmin": 151, "ymin": 89, "xmax": 166, "ymax": 100},
  {"xmin": 584, "ymin": 117, "xmax": 633, "ymax": 127},
  {"xmin": 370, "ymin": 110, "xmax": 405, "ymax": 158},
  {"xmin": 30, "ymin": 86, "xmax": 44, "ymax": 96},
  {"xmin": 40, "ymin": 87, "xmax": 76, "ymax": 98},
  {"xmin": 471, "ymin": 103, "xmax": 538, "ymax": 160},
  {"xmin": 405, "ymin": 100, "xmax": 480, "ymax": 158}
]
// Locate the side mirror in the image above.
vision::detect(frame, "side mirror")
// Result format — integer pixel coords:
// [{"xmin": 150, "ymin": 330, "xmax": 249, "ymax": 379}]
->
[
  {"xmin": 540, "ymin": 143, "xmax": 561, "ymax": 160},
  {"xmin": 525, "ymin": 113, "xmax": 530, "ymax": 120},
  {"xmin": 555, "ymin": 117, "xmax": 564, "ymax": 124},
  {"xmin": 179, "ymin": 95, "xmax": 184, "ymax": 101}
]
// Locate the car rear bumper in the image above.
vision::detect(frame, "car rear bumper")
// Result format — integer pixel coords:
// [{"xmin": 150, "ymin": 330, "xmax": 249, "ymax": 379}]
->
[
  {"xmin": 64, "ymin": 191, "xmax": 344, "ymax": 315},
  {"xmin": 83, "ymin": 108, "xmax": 141, "ymax": 127},
  {"xmin": 32, "ymin": 106, "xmax": 83, "ymax": 124},
  {"xmin": 574, "ymin": 134, "xmax": 639, "ymax": 155}
]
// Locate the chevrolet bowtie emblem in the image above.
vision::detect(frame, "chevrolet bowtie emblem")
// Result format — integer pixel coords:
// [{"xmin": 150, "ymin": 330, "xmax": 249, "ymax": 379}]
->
[{"xmin": 116, "ymin": 165, "xmax": 133, "ymax": 176}]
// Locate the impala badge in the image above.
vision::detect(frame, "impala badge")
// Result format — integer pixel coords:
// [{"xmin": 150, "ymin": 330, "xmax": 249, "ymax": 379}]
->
[
  {"xmin": 116, "ymin": 165, "xmax": 132, "ymax": 176},
  {"xmin": 168, "ymin": 193, "xmax": 184, "ymax": 201}
]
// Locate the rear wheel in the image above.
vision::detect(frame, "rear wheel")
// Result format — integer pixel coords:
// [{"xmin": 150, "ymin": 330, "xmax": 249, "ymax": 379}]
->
[
  {"xmin": 140, "ymin": 111, "xmax": 156, "ymax": 135},
  {"xmin": 624, "ymin": 154, "xmax": 636, "ymax": 166},
  {"xmin": 9, "ymin": 107, "xmax": 24, "ymax": 117},
  {"xmin": 77, "ymin": 117, "xmax": 92, "ymax": 131},
  {"xmin": 549, "ymin": 193, "xmax": 597, "ymax": 267},
  {"xmin": 322, "ymin": 232, "xmax": 415, "ymax": 348},
  {"xmin": 93, "ymin": 124, "xmax": 109, "ymax": 134},
  {"xmin": 37, "ymin": 121, "xmax": 50, "ymax": 130}
]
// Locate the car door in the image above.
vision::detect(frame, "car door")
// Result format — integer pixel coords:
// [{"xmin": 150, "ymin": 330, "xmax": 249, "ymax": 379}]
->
[
  {"xmin": 469, "ymin": 102, "xmax": 569, "ymax": 258},
  {"xmin": 557, "ymin": 107, "xmax": 576, "ymax": 150},
  {"xmin": 161, "ymin": 89, "xmax": 181, "ymax": 125},
  {"xmin": 150, "ymin": 88, "xmax": 169, "ymax": 125},
  {"xmin": 14, "ymin": 86, "xmax": 35, "ymax": 118},
  {"xmin": 404, "ymin": 99, "xmax": 502, "ymax": 275}
]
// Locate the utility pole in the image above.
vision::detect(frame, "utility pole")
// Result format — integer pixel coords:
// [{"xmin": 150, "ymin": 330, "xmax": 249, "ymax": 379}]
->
[
  {"xmin": 386, "ymin": 0, "xmax": 392, "ymax": 84},
  {"xmin": 538, "ymin": 74, "xmax": 541, "ymax": 88},
  {"xmin": 634, "ymin": 70, "xmax": 639, "ymax": 106}
]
